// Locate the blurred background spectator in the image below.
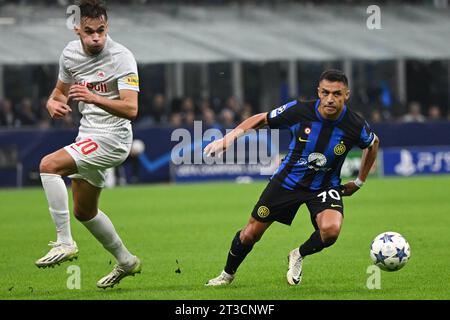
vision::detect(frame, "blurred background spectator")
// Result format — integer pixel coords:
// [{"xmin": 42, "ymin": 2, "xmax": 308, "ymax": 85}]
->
[
  {"xmin": 427, "ymin": 105, "xmax": 443, "ymax": 121},
  {"xmin": 401, "ymin": 102, "xmax": 426, "ymax": 123},
  {"xmin": 0, "ymin": 99, "xmax": 16, "ymax": 127}
]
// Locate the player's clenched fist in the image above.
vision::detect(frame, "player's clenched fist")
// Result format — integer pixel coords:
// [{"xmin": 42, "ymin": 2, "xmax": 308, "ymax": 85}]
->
[
  {"xmin": 204, "ymin": 138, "xmax": 231, "ymax": 158},
  {"xmin": 46, "ymin": 99, "xmax": 72, "ymax": 118},
  {"xmin": 341, "ymin": 181, "xmax": 360, "ymax": 197},
  {"xmin": 68, "ymin": 84, "xmax": 98, "ymax": 104}
]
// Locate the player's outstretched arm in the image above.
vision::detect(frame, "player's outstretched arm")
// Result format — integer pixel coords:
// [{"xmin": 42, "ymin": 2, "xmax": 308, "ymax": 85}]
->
[
  {"xmin": 342, "ymin": 134, "xmax": 380, "ymax": 196},
  {"xmin": 68, "ymin": 86, "xmax": 138, "ymax": 120},
  {"xmin": 46, "ymin": 80, "xmax": 72, "ymax": 119},
  {"xmin": 204, "ymin": 112, "xmax": 268, "ymax": 157}
]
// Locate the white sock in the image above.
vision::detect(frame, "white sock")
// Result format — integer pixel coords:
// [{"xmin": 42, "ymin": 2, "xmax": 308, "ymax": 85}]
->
[
  {"xmin": 82, "ymin": 210, "xmax": 135, "ymax": 266},
  {"xmin": 40, "ymin": 173, "xmax": 73, "ymax": 245}
]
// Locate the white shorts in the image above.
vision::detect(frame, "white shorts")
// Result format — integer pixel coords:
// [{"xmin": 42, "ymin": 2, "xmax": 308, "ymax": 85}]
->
[{"xmin": 64, "ymin": 135, "xmax": 131, "ymax": 188}]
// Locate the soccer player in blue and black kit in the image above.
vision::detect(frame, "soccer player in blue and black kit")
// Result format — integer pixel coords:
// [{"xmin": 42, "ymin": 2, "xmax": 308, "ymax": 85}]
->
[{"xmin": 204, "ymin": 70, "xmax": 379, "ymax": 286}]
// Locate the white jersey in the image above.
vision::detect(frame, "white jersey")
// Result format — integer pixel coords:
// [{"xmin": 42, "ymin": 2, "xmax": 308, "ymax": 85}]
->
[{"xmin": 58, "ymin": 36, "xmax": 139, "ymax": 143}]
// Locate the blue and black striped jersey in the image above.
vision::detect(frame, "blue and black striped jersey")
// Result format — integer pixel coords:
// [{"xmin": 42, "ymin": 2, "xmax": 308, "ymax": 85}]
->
[{"xmin": 267, "ymin": 99, "xmax": 375, "ymax": 191}]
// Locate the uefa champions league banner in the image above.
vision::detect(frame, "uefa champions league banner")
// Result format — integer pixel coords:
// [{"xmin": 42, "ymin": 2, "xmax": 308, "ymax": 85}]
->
[
  {"xmin": 1, "ymin": 123, "xmax": 449, "ymax": 187},
  {"xmin": 172, "ymin": 163, "xmax": 278, "ymax": 183},
  {"xmin": 169, "ymin": 123, "xmax": 284, "ymax": 183},
  {"xmin": 0, "ymin": 127, "xmax": 178, "ymax": 187},
  {"xmin": 381, "ymin": 146, "xmax": 450, "ymax": 176},
  {"xmin": 0, "ymin": 125, "xmax": 286, "ymax": 187}
]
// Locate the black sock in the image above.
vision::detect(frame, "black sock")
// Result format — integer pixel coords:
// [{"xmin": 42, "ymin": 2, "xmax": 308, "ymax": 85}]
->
[
  {"xmin": 224, "ymin": 230, "xmax": 254, "ymax": 275},
  {"xmin": 299, "ymin": 230, "xmax": 333, "ymax": 257}
]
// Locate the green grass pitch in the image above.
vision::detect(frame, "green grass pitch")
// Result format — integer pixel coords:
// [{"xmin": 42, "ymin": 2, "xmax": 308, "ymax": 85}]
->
[{"xmin": 1, "ymin": 176, "xmax": 449, "ymax": 300}]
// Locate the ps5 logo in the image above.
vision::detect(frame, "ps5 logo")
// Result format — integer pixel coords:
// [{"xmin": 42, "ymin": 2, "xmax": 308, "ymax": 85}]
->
[
  {"xmin": 393, "ymin": 149, "xmax": 450, "ymax": 176},
  {"xmin": 394, "ymin": 150, "xmax": 416, "ymax": 176}
]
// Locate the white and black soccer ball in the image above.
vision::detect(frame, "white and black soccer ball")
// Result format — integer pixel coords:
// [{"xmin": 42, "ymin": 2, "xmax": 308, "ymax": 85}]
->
[{"xmin": 370, "ymin": 231, "xmax": 411, "ymax": 272}]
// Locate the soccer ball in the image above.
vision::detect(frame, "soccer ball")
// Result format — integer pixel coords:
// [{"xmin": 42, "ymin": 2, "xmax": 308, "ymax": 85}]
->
[
  {"xmin": 370, "ymin": 231, "xmax": 410, "ymax": 271},
  {"xmin": 130, "ymin": 139, "xmax": 145, "ymax": 156}
]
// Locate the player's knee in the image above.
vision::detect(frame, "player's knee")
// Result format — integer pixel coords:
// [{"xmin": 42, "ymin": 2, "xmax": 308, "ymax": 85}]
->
[
  {"xmin": 73, "ymin": 206, "xmax": 97, "ymax": 222},
  {"xmin": 39, "ymin": 155, "xmax": 58, "ymax": 174},
  {"xmin": 240, "ymin": 228, "xmax": 262, "ymax": 245},
  {"xmin": 320, "ymin": 224, "xmax": 341, "ymax": 246}
]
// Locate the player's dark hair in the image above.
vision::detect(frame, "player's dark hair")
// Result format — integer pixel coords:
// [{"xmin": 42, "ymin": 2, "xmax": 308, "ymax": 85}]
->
[
  {"xmin": 77, "ymin": 0, "xmax": 108, "ymax": 22},
  {"xmin": 319, "ymin": 69, "xmax": 348, "ymax": 87}
]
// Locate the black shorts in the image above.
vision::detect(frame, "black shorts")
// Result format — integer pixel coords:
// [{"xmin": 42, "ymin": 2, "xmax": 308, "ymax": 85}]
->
[{"xmin": 251, "ymin": 180, "xmax": 344, "ymax": 227}]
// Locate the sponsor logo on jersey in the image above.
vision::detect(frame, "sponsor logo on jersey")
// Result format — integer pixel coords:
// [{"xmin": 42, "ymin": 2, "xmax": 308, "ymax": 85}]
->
[
  {"xmin": 257, "ymin": 206, "xmax": 270, "ymax": 218},
  {"xmin": 76, "ymin": 81, "xmax": 108, "ymax": 93},
  {"xmin": 334, "ymin": 142, "xmax": 346, "ymax": 155},
  {"xmin": 298, "ymin": 158, "xmax": 308, "ymax": 166},
  {"xmin": 297, "ymin": 152, "xmax": 331, "ymax": 172},
  {"xmin": 308, "ymin": 152, "xmax": 327, "ymax": 168}
]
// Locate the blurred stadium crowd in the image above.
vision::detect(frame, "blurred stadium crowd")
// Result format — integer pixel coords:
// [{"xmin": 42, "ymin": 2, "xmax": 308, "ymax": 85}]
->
[
  {"xmin": 0, "ymin": 94, "xmax": 253, "ymax": 129},
  {"xmin": 1, "ymin": 91, "xmax": 448, "ymax": 130},
  {"xmin": 0, "ymin": 61, "xmax": 449, "ymax": 129},
  {"xmin": 1, "ymin": 0, "xmax": 449, "ymax": 129}
]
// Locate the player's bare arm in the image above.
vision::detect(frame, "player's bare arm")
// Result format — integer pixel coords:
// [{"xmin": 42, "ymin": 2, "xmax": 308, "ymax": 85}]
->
[
  {"xmin": 68, "ymin": 86, "xmax": 138, "ymax": 120},
  {"xmin": 46, "ymin": 80, "xmax": 72, "ymax": 119},
  {"xmin": 204, "ymin": 112, "xmax": 268, "ymax": 157},
  {"xmin": 342, "ymin": 134, "xmax": 380, "ymax": 196}
]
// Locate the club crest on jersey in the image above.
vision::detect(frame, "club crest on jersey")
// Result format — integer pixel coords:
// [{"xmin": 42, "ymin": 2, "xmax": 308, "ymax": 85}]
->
[
  {"xmin": 257, "ymin": 206, "xmax": 270, "ymax": 218},
  {"xmin": 96, "ymin": 71, "xmax": 106, "ymax": 79},
  {"xmin": 304, "ymin": 127, "xmax": 311, "ymax": 135},
  {"xmin": 334, "ymin": 142, "xmax": 346, "ymax": 156}
]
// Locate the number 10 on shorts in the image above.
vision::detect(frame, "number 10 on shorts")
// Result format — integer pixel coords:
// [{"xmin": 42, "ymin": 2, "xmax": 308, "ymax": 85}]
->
[{"xmin": 71, "ymin": 139, "xmax": 99, "ymax": 155}]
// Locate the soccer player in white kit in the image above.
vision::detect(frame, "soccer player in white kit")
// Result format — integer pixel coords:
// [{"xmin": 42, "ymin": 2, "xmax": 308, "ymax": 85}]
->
[{"xmin": 35, "ymin": 0, "xmax": 142, "ymax": 289}]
